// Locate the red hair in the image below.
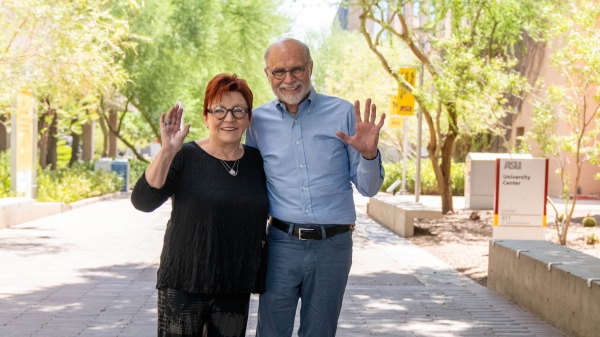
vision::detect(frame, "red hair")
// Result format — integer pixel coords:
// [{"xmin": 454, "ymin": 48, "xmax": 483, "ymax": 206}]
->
[{"xmin": 203, "ymin": 74, "xmax": 253, "ymax": 119}]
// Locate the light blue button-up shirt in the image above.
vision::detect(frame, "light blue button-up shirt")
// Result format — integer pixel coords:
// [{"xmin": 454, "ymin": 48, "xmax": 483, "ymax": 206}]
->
[{"xmin": 246, "ymin": 88, "xmax": 384, "ymax": 225}]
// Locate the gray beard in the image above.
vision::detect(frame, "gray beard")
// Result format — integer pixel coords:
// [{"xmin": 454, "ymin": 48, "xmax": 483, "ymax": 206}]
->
[{"xmin": 274, "ymin": 79, "xmax": 312, "ymax": 106}]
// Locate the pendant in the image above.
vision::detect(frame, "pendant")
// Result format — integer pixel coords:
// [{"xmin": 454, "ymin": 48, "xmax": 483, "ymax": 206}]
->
[{"xmin": 229, "ymin": 169, "xmax": 235, "ymax": 175}]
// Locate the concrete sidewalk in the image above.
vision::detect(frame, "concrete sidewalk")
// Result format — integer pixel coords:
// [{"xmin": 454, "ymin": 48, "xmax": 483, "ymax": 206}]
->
[{"xmin": 0, "ymin": 196, "xmax": 567, "ymax": 336}]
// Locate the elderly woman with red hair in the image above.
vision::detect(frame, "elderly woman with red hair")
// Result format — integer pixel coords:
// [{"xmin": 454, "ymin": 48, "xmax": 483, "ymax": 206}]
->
[{"xmin": 131, "ymin": 73, "xmax": 269, "ymax": 337}]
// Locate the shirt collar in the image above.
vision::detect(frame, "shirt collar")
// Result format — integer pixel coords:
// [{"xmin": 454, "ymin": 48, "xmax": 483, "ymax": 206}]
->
[{"xmin": 275, "ymin": 86, "xmax": 318, "ymax": 118}]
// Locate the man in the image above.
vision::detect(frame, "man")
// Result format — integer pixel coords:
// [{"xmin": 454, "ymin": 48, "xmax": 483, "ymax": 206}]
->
[{"xmin": 246, "ymin": 38, "xmax": 385, "ymax": 337}]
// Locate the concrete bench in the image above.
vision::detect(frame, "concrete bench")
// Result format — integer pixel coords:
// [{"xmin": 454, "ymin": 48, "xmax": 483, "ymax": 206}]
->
[
  {"xmin": 367, "ymin": 194, "xmax": 442, "ymax": 237},
  {"xmin": 488, "ymin": 240, "xmax": 600, "ymax": 337}
]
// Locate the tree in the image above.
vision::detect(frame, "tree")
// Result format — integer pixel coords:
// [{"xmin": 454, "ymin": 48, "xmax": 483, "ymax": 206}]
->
[
  {"xmin": 529, "ymin": 1, "xmax": 600, "ymax": 245},
  {"xmin": 354, "ymin": 0, "xmax": 555, "ymax": 213},
  {"xmin": 307, "ymin": 24, "xmax": 413, "ymax": 162},
  {"xmin": 1, "ymin": 0, "xmax": 134, "ymax": 168},
  {"xmin": 117, "ymin": 0, "xmax": 287, "ymax": 147}
]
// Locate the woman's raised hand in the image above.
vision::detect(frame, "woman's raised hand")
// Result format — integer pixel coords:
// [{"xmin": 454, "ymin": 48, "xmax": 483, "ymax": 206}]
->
[{"xmin": 160, "ymin": 104, "xmax": 191, "ymax": 154}]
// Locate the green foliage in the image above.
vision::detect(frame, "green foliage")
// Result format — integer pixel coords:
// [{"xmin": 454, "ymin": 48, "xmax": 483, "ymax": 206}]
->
[
  {"xmin": 36, "ymin": 162, "xmax": 124, "ymax": 203},
  {"xmin": 0, "ymin": 151, "xmax": 16, "ymax": 198},
  {"xmin": 308, "ymin": 24, "xmax": 405, "ymax": 110},
  {"xmin": 129, "ymin": 159, "xmax": 150, "ymax": 183},
  {"xmin": 1, "ymin": 0, "xmax": 133, "ymax": 123},
  {"xmin": 355, "ymin": 0, "xmax": 557, "ymax": 212},
  {"xmin": 453, "ymin": 133, "xmax": 495, "ymax": 162},
  {"xmin": 120, "ymin": 0, "xmax": 287, "ymax": 143},
  {"xmin": 381, "ymin": 160, "xmax": 465, "ymax": 196},
  {"xmin": 583, "ymin": 217, "xmax": 597, "ymax": 228},
  {"xmin": 587, "ymin": 233, "xmax": 600, "ymax": 245},
  {"xmin": 356, "ymin": 0, "xmax": 554, "ymax": 141},
  {"xmin": 56, "ymin": 139, "xmax": 71, "ymax": 169}
]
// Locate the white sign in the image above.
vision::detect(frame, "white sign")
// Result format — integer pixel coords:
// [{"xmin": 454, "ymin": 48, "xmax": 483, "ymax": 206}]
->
[{"xmin": 493, "ymin": 158, "xmax": 549, "ymax": 240}]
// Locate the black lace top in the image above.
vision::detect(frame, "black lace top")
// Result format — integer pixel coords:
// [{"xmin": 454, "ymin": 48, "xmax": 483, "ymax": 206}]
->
[{"xmin": 131, "ymin": 142, "xmax": 269, "ymax": 294}]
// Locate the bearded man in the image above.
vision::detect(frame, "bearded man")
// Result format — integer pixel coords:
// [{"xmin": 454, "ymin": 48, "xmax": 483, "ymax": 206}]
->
[{"xmin": 246, "ymin": 38, "xmax": 385, "ymax": 337}]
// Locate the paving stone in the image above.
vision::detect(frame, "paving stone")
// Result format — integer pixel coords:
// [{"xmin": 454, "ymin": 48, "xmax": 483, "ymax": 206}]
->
[{"xmin": 0, "ymin": 195, "xmax": 570, "ymax": 337}]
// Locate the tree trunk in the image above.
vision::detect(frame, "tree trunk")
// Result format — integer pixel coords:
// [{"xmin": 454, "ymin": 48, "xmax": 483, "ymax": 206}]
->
[
  {"xmin": 98, "ymin": 111, "xmax": 109, "ymax": 157},
  {"xmin": 108, "ymin": 110, "xmax": 117, "ymax": 157},
  {"xmin": 439, "ymin": 135, "xmax": 457, "ymax": 214},
  {"xmin": 69, "ymin": 132, "xmax": 80, "ymax": 167},
  {"xmin": 38, "ymin": 108, "xmax": 56, "ymax": 169},
  {"xmin": 427, "ymin": 148, "xmax": 455, "ymax": 215},
  {"xmin": 99, "ymin": 109, "xmax": 149, "ymax": 163},
  {"xmin": 0, "ymin": 115, "xmax": 8, "ymax": 152},
  {"xmin": 424, "ymin": 103, "xmax": 458, "ymax": 215},
  {"xmin": 46, "ymin": 113, "xmax": 58, "ymax": 170},
  {"xmin": 112, "ymin": 132, "xmax": 149, "ymax": 163}
]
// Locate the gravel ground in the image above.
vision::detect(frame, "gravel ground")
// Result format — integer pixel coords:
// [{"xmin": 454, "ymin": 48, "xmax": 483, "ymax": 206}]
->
[{"xmin": 409, "ymin": 209, "xmax": 600, "ymax": 287}]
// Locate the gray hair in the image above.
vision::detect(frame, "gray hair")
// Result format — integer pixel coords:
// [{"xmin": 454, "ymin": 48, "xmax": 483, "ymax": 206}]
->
[{"xmin": 264, "ymin": 38, "xmax": 312, "ymax": 65}]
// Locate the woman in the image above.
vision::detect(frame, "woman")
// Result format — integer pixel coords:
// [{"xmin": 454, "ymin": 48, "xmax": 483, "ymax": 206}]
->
[{"xmin": 131, "ymin": 74, "xmax": 269, "ymax": 337}]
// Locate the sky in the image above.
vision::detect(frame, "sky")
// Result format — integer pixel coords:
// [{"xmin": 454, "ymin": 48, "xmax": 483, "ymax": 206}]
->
[{"xmin": 279, "ymin": 0, "xmax": 340, "ymax": 39}]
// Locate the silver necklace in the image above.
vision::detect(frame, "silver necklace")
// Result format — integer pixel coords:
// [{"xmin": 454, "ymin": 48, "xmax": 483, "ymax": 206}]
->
[{"xmin": 220, "ymin": 159, "xmax": 239, "ymax": 176}]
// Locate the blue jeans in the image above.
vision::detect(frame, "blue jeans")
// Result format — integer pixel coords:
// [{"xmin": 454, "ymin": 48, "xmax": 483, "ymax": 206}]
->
[{"xmin": 256, "ymin": 224, "xmax": 353, "ymax": 337}]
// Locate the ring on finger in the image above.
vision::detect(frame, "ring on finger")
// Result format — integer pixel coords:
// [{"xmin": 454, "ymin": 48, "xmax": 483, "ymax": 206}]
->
[{"xmin": 164, "ymin": 120, "xmax": 172, "ymax": 125}]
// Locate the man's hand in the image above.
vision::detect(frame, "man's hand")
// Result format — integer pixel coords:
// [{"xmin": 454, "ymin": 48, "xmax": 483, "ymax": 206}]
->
[{"xmin": 336, "ymin": 98, "xmax": 385, "ymax": 159}]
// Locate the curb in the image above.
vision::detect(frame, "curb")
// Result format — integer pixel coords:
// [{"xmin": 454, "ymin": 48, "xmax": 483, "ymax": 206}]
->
[{"xmin": 0, "ymin": 191, "xmax": 128, "ymax": 229}]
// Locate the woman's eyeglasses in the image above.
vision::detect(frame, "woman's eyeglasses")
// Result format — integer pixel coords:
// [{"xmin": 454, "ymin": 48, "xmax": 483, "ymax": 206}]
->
[{"xmin": 207, "ymin": 105, "xmax": 248, "ymax": 120}]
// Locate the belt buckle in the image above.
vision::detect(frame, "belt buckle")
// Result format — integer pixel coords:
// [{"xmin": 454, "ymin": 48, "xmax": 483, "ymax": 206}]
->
[{"xmin": 298, "ymin": 228, "xmax": 315, "ymax": 240}]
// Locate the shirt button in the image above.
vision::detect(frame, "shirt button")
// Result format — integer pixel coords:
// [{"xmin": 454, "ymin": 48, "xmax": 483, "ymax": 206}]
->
[
  {"xmin": 302, "ymin": 186, "xmax": 305, "ymax": 190},
  {"xmin": 305, "ymin": 209, "xmax": 309, "ymax": 213},
  {"xmin": 294, "ymin": 120, "xmax": 298, "ymax": 123},
  {"xmin": 300, "ymin": 164, "xmax": 303, "ymax": 168},
  {"xmin": 296, "ymin": 141, "xmax": 299, "ymax": 145}
]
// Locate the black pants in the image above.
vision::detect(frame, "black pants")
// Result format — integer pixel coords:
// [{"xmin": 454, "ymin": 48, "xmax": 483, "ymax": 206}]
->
[{"xmin": 158, "ymin": 288, "xmax": 251, "ymax": 337}]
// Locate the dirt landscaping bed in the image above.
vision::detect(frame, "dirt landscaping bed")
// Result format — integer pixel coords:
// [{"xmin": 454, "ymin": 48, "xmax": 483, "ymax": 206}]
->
[{"xmin": 409, "ymin": 210, "xmax": 600, "ymax": 287}]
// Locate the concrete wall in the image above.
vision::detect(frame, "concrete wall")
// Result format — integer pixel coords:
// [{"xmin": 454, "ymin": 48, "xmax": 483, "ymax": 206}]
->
[
  {"xmin": 0, "ymin": 192, "xmax": 123, "ymax": 229},
  {"xmin": 488, "ymin": 240, "xmax": 600, "ymax": 337},
  {"xmin": 0, "ymin": 198, "xmax": 35, "ymax": 229}
]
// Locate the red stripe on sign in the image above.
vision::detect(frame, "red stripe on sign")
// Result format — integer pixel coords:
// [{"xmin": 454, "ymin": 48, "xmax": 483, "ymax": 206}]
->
[
  {"xmin": 494, "ymin": 159, "xmax": 500, "ymax": 215},
  {"xmin": 543, "ymin": 158, "xmax": 549, "ymax": 216}
]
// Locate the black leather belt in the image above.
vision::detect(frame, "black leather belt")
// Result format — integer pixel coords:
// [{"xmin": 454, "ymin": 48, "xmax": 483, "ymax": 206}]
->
[{"xmin": 269, "ymin": 217, "xmax": 354, "ymax": 240}]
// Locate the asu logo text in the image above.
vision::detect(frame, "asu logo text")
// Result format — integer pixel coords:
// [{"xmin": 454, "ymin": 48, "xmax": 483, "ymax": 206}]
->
[{"xmin": 504, "ymin": 161, "xmax": 522, "ymax": 170}]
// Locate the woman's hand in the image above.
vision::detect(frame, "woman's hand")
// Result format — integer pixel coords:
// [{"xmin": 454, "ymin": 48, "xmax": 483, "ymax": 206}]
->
[
  {"xmin": 160, "ymin": 104, "xmax": 191, "ymax": 154},
  {"xmin": 145, "ymin": 104, "xmax": 191, "ymax": 189}
]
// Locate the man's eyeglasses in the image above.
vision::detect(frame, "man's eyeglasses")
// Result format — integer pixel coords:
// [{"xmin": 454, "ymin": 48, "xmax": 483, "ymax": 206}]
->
[
  {"xmin": 270, "ymin": 62, "xmax": 311, "ymax": 80},
  {"xmin": 207, "ymin": 105, "xmax": 248, "ymax": 120}
]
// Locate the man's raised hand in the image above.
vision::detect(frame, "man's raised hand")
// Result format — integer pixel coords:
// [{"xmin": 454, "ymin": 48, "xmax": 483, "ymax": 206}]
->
[{"xmin": 335, "ymin": 98, "xmax": 385, "ymax": 159}]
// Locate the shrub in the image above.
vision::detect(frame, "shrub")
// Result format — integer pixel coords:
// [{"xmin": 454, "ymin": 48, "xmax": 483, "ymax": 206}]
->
[
  {"xmin": 0, "ymin": 151, "xmax": 16, "ymax": 198},
  {"xmin": 36, "ymin": 162, "xmax": 124, "ymax": 203},
  {"xmin": 583, "ymin": 216, "xmax": 597, "ymax": 228},
  {"xmin": 587, "ymin": 233, "xmax": 600, "ymax": 245},
  {"xmin": 381, "ymin": 160, "xmax": 465, "ymax": 196}
]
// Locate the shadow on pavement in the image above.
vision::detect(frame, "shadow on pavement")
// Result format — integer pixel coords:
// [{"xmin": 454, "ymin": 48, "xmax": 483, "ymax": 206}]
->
[{"xmin": 0, "ymin": 263, "xmax": 158, "ymax": 337}]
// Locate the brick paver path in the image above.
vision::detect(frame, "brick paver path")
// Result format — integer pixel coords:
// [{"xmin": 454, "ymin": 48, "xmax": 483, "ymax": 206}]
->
[{"xmin": 0, "ymin": 196, "xmax": 567, "ymax": 336}]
